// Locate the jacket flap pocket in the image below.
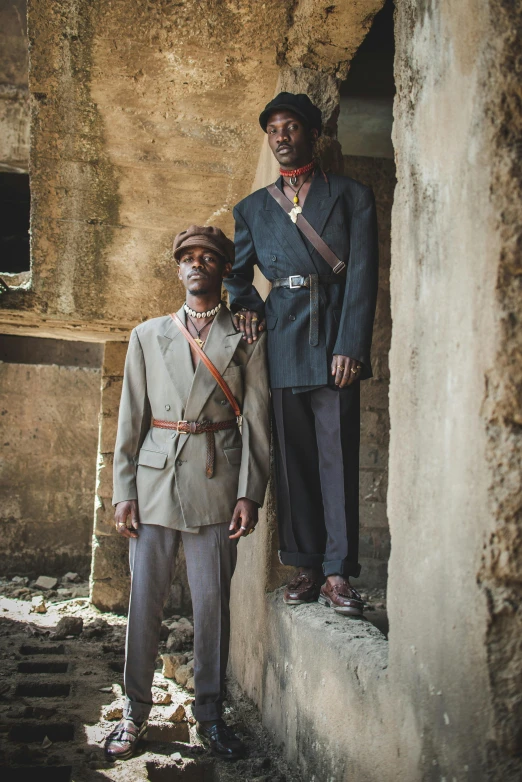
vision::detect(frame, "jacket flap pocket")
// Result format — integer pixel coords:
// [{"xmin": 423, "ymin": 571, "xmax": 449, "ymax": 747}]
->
[
  {"xmin": 266, "ymin": 314, "xmax": 278, "ymax": 330},
  {"xmin": 223, "ymin": 447, "xmax": 242, "ymax": 466},
  {"xmin": 138, "ymin": 449, "xmax": 168, "ymax": 469}
]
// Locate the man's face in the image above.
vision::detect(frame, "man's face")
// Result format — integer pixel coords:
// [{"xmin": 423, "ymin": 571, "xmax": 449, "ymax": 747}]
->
[
  {"xmin": 266, "ymin": 110, "xmax": 317, "ymax": 168},
  {"xmin": 177, "ymin": 246, "xmax": 231, "ymax": 296}
]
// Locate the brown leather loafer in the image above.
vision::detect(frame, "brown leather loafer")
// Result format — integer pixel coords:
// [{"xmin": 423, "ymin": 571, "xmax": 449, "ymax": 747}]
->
[
  {"xmin": 104, "ymin": 718, "xmax": 147, "ymax": 761},
  {"xmin": 318, "ymin": 579, "xmax": 364, "ymax": 616},
  {"xmin": 283, "ymin": 571, "xmax": 322, "ymax": 605}
]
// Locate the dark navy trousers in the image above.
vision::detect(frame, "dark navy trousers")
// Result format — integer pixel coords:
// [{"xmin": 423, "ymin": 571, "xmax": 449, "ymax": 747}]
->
[{"xmin": 272, "ymin": 384, "xmax": 361, "ymax": 578}]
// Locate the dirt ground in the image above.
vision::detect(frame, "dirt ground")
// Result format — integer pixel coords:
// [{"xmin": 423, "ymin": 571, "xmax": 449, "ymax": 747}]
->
[{"xmin": 0, "ymin": 575, "xmax": 387, "ymax": 781}]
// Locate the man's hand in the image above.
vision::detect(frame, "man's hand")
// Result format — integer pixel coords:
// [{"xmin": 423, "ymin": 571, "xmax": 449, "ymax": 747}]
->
[
  {"xmin": 114, "ymin": 500, "xmax": 140, "ymax": 539},
  {"xmin": 229, "ymin": 498, "xmax": 259, "ymax": 539},
  {"xmin": 331, "ymin": 355, "xmax": 361, "ymax": 388},
  {"xmin": 232, "ymin": 309, "xmax": 266, "ymax": 344}
]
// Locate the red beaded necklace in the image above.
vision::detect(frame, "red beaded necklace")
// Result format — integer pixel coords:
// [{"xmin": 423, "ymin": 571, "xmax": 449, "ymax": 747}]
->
[{"xmin": 279, "ymin": 160, "xmax": 315, "ymax": 182}]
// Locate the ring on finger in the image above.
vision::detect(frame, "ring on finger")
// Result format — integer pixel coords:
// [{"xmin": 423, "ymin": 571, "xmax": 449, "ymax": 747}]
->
[
  {"xmin": 247, "ymin": 528, "xmax": 255, "ymax": 535},
  {"xmin": 239, "ymin": 314, "xmax": 246, "ymax": 321},
  {"xmin": 251, "ymin": 316, "xmax": 258, "ymax": 322},
  {"xmin": 240, "ymin": 525, "xmax": 247, "ymax": 532}
]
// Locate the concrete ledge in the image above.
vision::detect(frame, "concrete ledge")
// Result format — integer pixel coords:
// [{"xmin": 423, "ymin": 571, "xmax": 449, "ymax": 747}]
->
[
  {"xmin": 263, "ymin": 591, "xmax": 390, "ymax": 782},
  {"xmin": 231, "ymin": 578, "xmax": 393, "ymax": 781}
]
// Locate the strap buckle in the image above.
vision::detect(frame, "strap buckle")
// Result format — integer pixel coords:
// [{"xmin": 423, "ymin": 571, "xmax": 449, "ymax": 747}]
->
[
  {"xmin": 289, "ymin": 274, "xmax": 305, "ymax": 289},
  {"xmin": 177, "ymin": 420, "xmax": 187, "ymax": 431},
  {"xmin": 332, "ymin": 261, "xmax": 346, "ymax": 274}
]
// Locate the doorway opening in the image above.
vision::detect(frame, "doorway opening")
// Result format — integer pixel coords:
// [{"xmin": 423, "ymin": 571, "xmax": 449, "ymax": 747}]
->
[{"xmin": 0, "ymin": 172, "xmax": 30, "ymax": 275}]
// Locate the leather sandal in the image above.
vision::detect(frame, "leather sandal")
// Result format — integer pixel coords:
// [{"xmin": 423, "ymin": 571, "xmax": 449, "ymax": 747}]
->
[
  {"xmin": 318, "ymin": 579, "xmax": 364, "ymax": 616},
  {"xmin": 104, "ymin": 717, "xmax": 148, "ymax": 761}
]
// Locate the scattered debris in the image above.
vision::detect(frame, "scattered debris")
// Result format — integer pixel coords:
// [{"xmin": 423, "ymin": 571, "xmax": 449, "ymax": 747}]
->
[
  {"xmin": 31, "ymin": 595, "xmax": 47, "ymax": 614},
  {"xmin": 54, "ymin": 615, "xmax": 83, "ymax": 639},
  {"xmin": 167, "ymin": 703, "xmax": 186, "ymax": 722},
  {"xmin": 62, "ymin": 572, "xmax": 81, "ymax": 583},
  {"xmin": 162, "ymin": 652, "xmax": 188, "ymax": 679}
]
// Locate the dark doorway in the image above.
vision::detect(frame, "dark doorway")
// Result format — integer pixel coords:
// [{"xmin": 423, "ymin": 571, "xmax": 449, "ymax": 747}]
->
[
  {"xmin": 0, "ymin": 172, "xmax": 30, "ymax": 273},
  {"xmin": 339, "ymin": 0, "xmax": 395, "ymax": 158}
]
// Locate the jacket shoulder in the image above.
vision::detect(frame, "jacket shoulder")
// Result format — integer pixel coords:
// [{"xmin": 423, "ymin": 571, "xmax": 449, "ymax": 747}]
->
[
  {"xmin": 328, "ymin": 172, "xmax": 373, "ymax": 199},
  {"xmin": 234, "ymin": 186, "xmax": 267, "ymax": 216},
  {"xmin": 133, "ymin": 315, "xmax": 172, "ymax": 339}
]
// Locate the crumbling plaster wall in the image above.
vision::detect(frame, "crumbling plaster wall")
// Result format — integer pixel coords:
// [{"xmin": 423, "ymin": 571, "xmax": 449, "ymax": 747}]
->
[
  {"xmin": 0, "ymin": 0, "xmax": 29, "ymax": 174},
  {"xmin": 0, "ymin": 351, "xmax": 100, "ymax": 577},
  {"xmin": 389, "ymin": 1, "xmax": 522, "ymax": 779}
]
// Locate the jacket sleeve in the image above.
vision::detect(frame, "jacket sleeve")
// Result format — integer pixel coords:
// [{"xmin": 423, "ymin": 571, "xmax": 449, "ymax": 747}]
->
[
  {"xmin": 333, "ymin": 187, "xmax": 379, "ymax": 369},
  {"xmin": 224, "ymin": 205, "xmax": 265, "ymax": 315},
  {"xmin": 112, "ymin": 329, "xmax": 151, "ymax": 506},
  {"xmin": 237, "ymin": 333, "xmax": 270, "ymax": 506}
]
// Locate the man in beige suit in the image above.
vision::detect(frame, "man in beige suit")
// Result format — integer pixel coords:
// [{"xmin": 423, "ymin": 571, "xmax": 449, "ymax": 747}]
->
[{"xmin": 105, "ymin": 226, "xmax": 270, "ymax": 762}]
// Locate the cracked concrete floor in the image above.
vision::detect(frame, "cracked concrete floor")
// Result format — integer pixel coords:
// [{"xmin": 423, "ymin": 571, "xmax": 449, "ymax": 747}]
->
[{"xmin": 0, "ymin": 590, "xmax": 301, "ymax": 782}]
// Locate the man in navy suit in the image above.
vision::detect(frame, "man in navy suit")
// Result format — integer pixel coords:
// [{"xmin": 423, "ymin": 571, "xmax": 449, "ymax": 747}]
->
[{"xmin": 224, "ymin": 92, "xmax": 378, "ymax": 616}]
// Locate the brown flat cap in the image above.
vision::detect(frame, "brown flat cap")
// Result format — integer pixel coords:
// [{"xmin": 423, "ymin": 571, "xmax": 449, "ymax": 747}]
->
[{"xmin": 173, "ymin": 225, "xmax": 234, "ymax": 264}]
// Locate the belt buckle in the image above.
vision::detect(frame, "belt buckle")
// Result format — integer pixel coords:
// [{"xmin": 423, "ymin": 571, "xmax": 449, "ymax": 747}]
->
[
  {"xmin": 289, "ymin": 275, "xmax": 303, "ymax": 289},
  {"xmin": 177, "ymin": 420, "xmax": 187, "ymax": 431}
]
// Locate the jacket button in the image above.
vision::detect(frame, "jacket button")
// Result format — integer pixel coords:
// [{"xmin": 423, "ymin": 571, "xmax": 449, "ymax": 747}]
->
[
  {"xmin": 176, "ymin": 460, "xmax": 182, "ymax": 467},
  {"xmin": 165, "ymin": 404, "xmax": 171, "ymax": 411},
  {"xmin": 288, "ymin": 314, "xmax": 296, "ymax": 321},
  {"xmin": 170, "ymin": 433, "xmax": 176, "ymax": 439},
  {"xmin": 271, "ymin": 255, "xmax": 276, "ymax": 262},
  {"xmin": 221, "ymin": 399, "xmax": 228, "ymax": 406}
]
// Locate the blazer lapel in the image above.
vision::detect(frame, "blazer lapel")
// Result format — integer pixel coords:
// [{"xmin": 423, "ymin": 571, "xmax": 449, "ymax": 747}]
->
[
  {"xmin": 157, "ymin": 308, "xmax": 194, "ymax": 411},
  {"xmin": 183, "ymin": 306, "xmax": 242, "ymax": 424},
  {"xmin": 264, "ymin": 178, "xmax": 319, "ymax": 276}
]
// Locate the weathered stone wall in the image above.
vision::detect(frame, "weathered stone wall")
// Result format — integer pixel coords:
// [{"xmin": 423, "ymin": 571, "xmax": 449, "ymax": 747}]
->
[
  {"xmin": 388, "ymin": 0, "xmax": 522, "ymax": 779},
  {"xmin": 0, "ymin": 336, "xmax": 101, "ymax": 576},
  {"xmin": 0, "ymin": 0, "xmax": 29, "ymax": 173}
]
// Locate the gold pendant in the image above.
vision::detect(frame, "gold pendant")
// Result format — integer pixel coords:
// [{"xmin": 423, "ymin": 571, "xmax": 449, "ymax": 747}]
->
[
  {"xmin": 194, "ymin": 338, "xmax": 205, "ymax": 348},
  {"xmin": 289, "ymin": 205, "xmax": 302, "ymax": 223}
]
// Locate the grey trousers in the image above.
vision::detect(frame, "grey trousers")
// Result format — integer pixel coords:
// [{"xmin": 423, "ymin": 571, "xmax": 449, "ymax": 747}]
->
[{"xmin": 123, "ymin": 522, "xmax": 237, "ymax": 723}]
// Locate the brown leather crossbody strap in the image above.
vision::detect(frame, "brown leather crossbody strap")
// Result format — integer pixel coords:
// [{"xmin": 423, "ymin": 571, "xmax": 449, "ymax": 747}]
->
[
  {"xmin": 266, "ymin": 183, "xmax": 346, "ymax": 274},
  {"xmin": 170, "ymin": 312, "xmax": 242, "ymax": 421}
]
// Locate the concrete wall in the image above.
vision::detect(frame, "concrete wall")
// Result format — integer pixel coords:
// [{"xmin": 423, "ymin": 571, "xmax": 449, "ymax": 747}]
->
[
  {"xmin": 0, "ymin": 0, "xmax": 29, "ymax": 174},
  {"xmin": 229, "ymin": 2, "xmax": 522, "ymax": 781},
  {"xmin": 390, "ymin": 1, "xmax": 522, "ymax": 778},
  {"xmin": 0, "ymin": 336, "xmax": 101, "ymax": 576}
]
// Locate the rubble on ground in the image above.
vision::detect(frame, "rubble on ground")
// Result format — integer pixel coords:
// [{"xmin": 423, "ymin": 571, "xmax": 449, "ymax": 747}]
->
[{"xmin": 0, "ymin": 574, "xmax": 302, "ymax": 782}]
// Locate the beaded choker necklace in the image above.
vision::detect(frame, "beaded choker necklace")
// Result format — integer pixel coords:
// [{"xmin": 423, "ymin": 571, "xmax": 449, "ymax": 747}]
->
[
  {"xmin": 280, "ymin": 160, "xmax": 315, "ymax": 187},
  {"xmin": 184, "ymin": 302, "xmax": 221, "ymax": 320}
]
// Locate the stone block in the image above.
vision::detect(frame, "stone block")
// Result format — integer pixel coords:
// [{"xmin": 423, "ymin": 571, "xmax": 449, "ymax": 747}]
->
[
  {"xmin": 360, "ymin": 469, "xmax": 388, "ymax": 503},
  {"xmin": 359, "ymin": 501, "xmax": 389, "ymax": 529},
  {"xmin": 360, "ymin": 444, "xmax": 388, "ymax": 470},
  {"xmin": 167, "ymin": 704, "xmax": 186, "ymax": 723},
  {"xmin": 35, "ymin": 576, "xmax": 58, "ymax": 590},
  {"xmin": 162, "ymin": 654, "xmax": 187, "ymax": 679},
  {"xmin": 360, "ymin": 380, "xmax": 390, "ymax": 410},
  {"xmin": 146, "ymin": 722, "xmax": 190, "ymax": 743},
  {"xmin": 102, "ymin": 342, "xmax": 128, "ymax": 378}
]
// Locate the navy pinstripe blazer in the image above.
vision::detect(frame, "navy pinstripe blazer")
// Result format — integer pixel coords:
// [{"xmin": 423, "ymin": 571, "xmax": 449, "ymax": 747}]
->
[{"xmin": 224, "ymin": 171, "xmax": 378, "ymax": 389}]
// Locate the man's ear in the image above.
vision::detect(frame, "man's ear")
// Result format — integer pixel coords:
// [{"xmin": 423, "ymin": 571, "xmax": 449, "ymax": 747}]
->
[
  {"xmin": 222, "ymin": 262, "xmax": 233, "ymax": 279},
  {"xmin": 310, "ymin": 127, "xmax": 319, "ymax": 144}
]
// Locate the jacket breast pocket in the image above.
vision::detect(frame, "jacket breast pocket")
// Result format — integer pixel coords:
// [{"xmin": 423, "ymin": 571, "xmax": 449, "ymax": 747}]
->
[
  {"xmin": 137, "ymin": 449, "xmax": 168, "ymax": 469},
  {"xmin": 223, "ymin": 447, "xmax": 242, "ymax": 466}
]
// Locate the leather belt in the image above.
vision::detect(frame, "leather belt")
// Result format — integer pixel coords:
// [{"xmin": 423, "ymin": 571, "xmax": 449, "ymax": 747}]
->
[
  {"xmin": 271, "ymin": 274, "xmax": 344, "ymax": 346},
  {"xmin": 152, "ymin": 418, "xmax": 238, "ymax": 479}
]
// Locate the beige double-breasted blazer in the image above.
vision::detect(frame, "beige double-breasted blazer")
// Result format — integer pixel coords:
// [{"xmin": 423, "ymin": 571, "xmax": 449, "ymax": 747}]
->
[{"xmin": 112, "ymin": 304, "xmax": 270, "ymax": 531}]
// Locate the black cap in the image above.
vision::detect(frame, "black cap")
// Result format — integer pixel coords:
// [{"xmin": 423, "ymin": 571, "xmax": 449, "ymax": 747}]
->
[{"xmin": 259, "ymin": 92, "xmax": 322, "ymax": 136}]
